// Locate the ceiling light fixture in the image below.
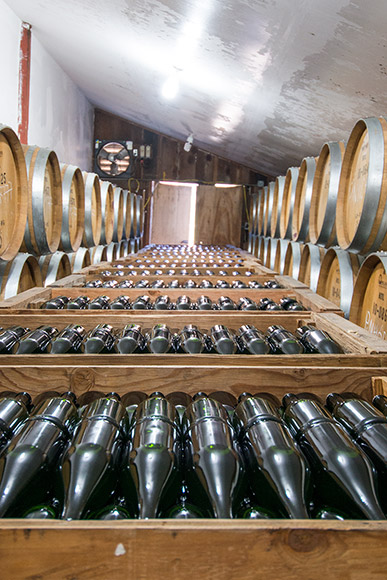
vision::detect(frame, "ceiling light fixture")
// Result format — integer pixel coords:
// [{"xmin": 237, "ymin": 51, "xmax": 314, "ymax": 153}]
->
[
  {"xmin": 184, "ymin": 134, "xmax": 194, "ymax": 152},
  {"xmin": 161, "ymin": 75, "xmax": 179, "ymax": 99}
]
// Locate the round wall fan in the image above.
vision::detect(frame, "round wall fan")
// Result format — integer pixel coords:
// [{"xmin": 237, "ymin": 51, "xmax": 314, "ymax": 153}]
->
[{"xmin": 95, "ymin": 141, "xmax": 132, "ymax": 177}]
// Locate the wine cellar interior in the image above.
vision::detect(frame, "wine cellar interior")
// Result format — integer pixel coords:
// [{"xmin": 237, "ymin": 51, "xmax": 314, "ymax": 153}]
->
[{"xmin": 2, "ymin": 0, "xmax": 387, "ymax": 578}]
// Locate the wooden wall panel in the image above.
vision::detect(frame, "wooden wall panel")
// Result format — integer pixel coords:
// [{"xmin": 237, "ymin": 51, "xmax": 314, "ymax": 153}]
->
[
  {"xmin": 94, "ymin": 109, "xmax": 270, "ymax": 185},
  {"xmin": 194, "ymin": 185, "xmax": 243, "ymax": 246},
  {"xmin": 150, "ymin": 183, "xmax": 192, "ymax": 244}
]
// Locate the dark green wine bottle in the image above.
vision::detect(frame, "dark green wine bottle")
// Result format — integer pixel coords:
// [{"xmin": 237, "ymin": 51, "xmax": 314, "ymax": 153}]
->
[
  {"xmin": 154, "ymin": 295, "xmax": 171, "ymax": 310},
  {"xmin": 132, "ymin": 295, "xmax": 151, "ymax": 309},
  {"xmin": 177, "ymin": 325, "xmax": 206, "ymax": 354},
  {"xmin": 209, "ymin": 325, "xmax": 237, "ymax": 354},
  {"xmin": 0, "ymin": 391, "xmax": 78, "ymax": 517},
  {"xmin": 146, "ymin": 324, "xmax": 174, "ymax": 354},
  {"xmin": 121, "ymin": 392, "xmax": 181, "ymax": 518},
  {"xmin": 0, "ymin": 391, "xmax": 31, "ymax": 452},
  {"xmin": 237, "ymin": 297, "xmax": 257, "ymax": 310},
  {"xmin": 84, "ymin": 324, "xmax": 116, "ymax": 354},
  {"xmin": 327, "ymin": 392, "xmax": 387, "ymax": 512},
  {"xmin": 61, "ymin": 393, "xmax": 127, "ymax": 520},
  {"xmin": 41, "ymin": 296, "xmax": 70, "ymax": 309},
  {"xmin": 283, "ymin": 393, "xmax": 385, "ymax": 519},
  {"xmin": 235, "ymin": 393, "xmax": 310, "ymax": 518},
  {"xmin": 280, "ymin": 297, "xmax": 305, "ymax": 311},
  {"xmin": 109, "ymin": 295, "xmax": 131, "ymax": 310},
  {"xmin": 175, "ymin": 295, "xmax": 192, "ymax": 310},
  {"xmin": 236, "ymin": 325, "xmax": 270, "ymax": 354},
  {"xmin": 88, "ymin": 295, "xmax": 111, "ymax": 309},
  {"xmin": 182, "ymin": 393, "xmax": 244, "ymax": 518},
  {"xmin": 266, "ymin": 326, "xmax": 304, "ymax": 354},
  {"xmin": 217, "ymin": 296, "xmax": 236, "ymax": 310},
  {"xmin": 16, "ymin": 326, "xmax": 58, "ymax": 354},
  {"xmin": 196, "ymin": 295, "xmax": 213, "ymax": 310},
  {"xmin": 66, "ymin": 295, "xmax": 90, "ymax": 309},
  {"xmin": 50, "ymin": 324, "xmax": 86, "ymax": 354},
  {"xmin": 372, "ymin": 395, "xmax": 387, "ymax": 416},
  {"xmin": 116, "ymin": 324, "xmax": 146, "ymax": 354},
  {"xmin": 258, "ymin": 297, "xmax": 282, "ymax": 311},
  {"xmin": 0, "ymin": 326, "xmax": 30, "ymax": 354},
  {"xmin": 296, "ymin": 325, "xmax": 343, "ymax": 354}
]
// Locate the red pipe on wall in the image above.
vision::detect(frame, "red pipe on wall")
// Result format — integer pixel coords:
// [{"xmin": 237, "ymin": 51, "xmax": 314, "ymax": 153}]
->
[{"xmin": 17, "ymin": 22, "xmax": 32, "ymax": 145}]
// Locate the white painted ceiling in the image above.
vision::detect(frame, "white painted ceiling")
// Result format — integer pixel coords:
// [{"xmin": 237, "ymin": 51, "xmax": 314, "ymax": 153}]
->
[{"xmin": 6, "ymin": 0, "xmax": 387, "ymax": 176}]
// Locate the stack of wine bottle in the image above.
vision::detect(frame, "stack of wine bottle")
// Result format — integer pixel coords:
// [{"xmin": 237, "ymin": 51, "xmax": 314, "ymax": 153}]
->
[
  {"xmin": 0, "ymin": 323, "xmax": 343, "ymax": 355},
  {"xmin": 84, "ymin": 278, "xmax": 279, "ymax": 289},
  {"xmin": 99, "ymin": 268, "xmax": 254, "ymax": 276},
  {"xmin": 0, "ymin": 389, "xmax": 386, "ymax": 520},
  {"xmin": 41, "ymin": 294, "xmax": 303, "ymax": 311}
]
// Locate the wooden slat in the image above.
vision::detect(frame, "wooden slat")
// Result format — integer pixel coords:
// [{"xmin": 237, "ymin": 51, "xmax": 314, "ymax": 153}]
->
[
  {"xmin": 0, "ymin": 364, "xmax": 384, "ymax": 398},
  {"xmin": 1, "ymin": 519, "xmax": 387, "ymax": 580}
]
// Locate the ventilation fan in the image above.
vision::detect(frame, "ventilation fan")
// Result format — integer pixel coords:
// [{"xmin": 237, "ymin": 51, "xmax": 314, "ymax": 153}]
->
[{"xmin": 94, "ymin": 140, "xmax": 133, "ymax": 178}]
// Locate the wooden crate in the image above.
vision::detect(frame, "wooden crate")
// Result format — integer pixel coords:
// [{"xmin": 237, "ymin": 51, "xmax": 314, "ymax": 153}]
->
[
  {"xmin": 1, "ymin": 376, "xmax": 387, "ymax": 579},
  {"xmin": 5, "ymin": 286, "xmax": 342, "ymax": 315}
]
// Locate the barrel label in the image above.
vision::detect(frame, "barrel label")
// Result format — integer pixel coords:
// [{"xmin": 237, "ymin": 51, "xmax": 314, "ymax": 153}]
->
[
  {"xmin": 360, "ymin": 262, "xmax": 387, "ymax": 340},
  {"xmin": 325, "ymin": 257, "xmax": 341, "ymax": 306},
  {"xmin": 347, "ymin": 130, "xmax": 369, "ymax": 239}
]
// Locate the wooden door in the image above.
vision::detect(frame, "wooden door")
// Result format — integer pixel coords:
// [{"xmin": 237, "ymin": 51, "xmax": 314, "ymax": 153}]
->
[
  {"xmin": 150, "ymin": 183, "xmax": 193, "ymax": 244},
  {"xmin": 194, "ymin": 185, "xmax": 243, "ymax": 246}
]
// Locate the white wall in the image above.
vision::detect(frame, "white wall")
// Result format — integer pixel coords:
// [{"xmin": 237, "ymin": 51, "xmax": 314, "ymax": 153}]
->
[
  {"xmin": 0, "ymin": 0, "xmax": 20, "ymax": 128},
  {"xmin": 28, "ymin": 35, "xmax": 94, "ymax": 171},
  {"xmin": 0, "ymin": 0, "xmax": 94, "ymax": 171}
]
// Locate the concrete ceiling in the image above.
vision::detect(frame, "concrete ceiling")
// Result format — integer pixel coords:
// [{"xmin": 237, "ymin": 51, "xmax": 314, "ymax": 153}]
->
[{"xmin": 6, "ymin": 0, "xmax": 387, "ymax": 176}]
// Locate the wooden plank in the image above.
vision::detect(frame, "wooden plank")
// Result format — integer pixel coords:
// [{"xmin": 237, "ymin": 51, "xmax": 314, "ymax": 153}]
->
[
  {"xmin": 2, "ymin": 519, "xmax": 387, "ymax": 580},
  {"xmin": 0, "ymin": 287, "xmax": 51, "ymax": 309},
  {"xmin": 372, "ymin": 376, "xmax": 387, "ymax": 397},
  {"xmin": 0, "ymin": 365, "xmax": 385, "ymax": 397},
  {"xmin": 49, "ymin": 274, "xmax": 86, "ymax": 287},
  {"xmin": 150, "ymin": 183, "xmax": 193, "ymax": 244},
  {"xmin": 195, "ymin": 185, "xmax": 243, "ymax": 247},
  {"xmin": 314, "ymin": 312, "xmax": 387, "ymax": 355}
]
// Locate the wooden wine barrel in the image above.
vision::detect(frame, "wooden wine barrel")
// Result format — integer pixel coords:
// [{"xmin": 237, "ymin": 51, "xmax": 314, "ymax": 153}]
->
[
  {"xmin": 0, "ymin": 125, "xmax": 28, "ymax": 261},
  {"xmin": 336, "ymin": 117, "xmax": 387, "ymax": 254},
  {"xmin": 59, "ymin": 164, "xmax": 85, "ymax": 253},
  {"xmin": 263, "ymin": 182, "xmax": 275, "ymax": 237},
  {"xmin": 22, "ymin": 145, "xmax": 62, "ymax": 256},
  {"xmin": 99, "ymin": 180, "xmax": 114, "ymax": 245},
  {"xmin": 0, "ymin": 253, "xmax": 42, "ymax": 299},
  {"xmin": 248, "ymin": 193, "xmax": 258, "ymax": 235},
  {"xmin": 121, "ymin": 190, "xmax": 131, "ymax": 240},
  {"xmin": 257, "ymin": 188, "xmax": 266, "ymax": 237},
  {"xmin": 136, "ymin": 194, "xmax": 144, "ymax": 238},
  {"xmin": 292, "ymin": 157, "xmax": 316, "ymax": 242},
  {"xmin": 112, "ymin": 187, "xmax": 124, "ymax": 243},
  {"xmin": 90, "ymin": 245, "xmax": 108, "ymax": 264},
  {"xmin": 309, "ymin": 141, "xmax": 345, "ymax": 247},
  {"xmin": 267, "ymin": 238, "xmax": 279, "ymax": 271},
  {"xmin": 283, "ymin": 241, "xmax": 303, "ymax": 280},
  {"xmin": 316, "ymin": 247, "xmax": 362, "ymax": 318},
  {"xmin": 258, "ymin": 237, "xmax": 269, "ymax": 265},
  {"xmin": 82, "ymin": 172, "xmax": 102, "ymax": 247},
  {"xmin": 274, "ymin": 239, "xmax": 290, "ymax": 275},
  {"xmin": 68, "ymin": 247, "xmax": 91, "ymax": 273},
  {"xmin": 129, "ymin": 192, "xmax": 138, "ymax": 239},
  {"xmin": 270, "ymin": 176, "xmax": 285, "ymax": 238},
  {"xmin": 299, "ymin": 243, "xmax": 326, "ymax": 293},
  {"xmin": 280, "ymin": 167, "xmax": 299, "ymax": 240},
  {"xmin": 247, "ymin": 232, "xmax": 255, "ymax": 254},
  {"xmin": 39, "ymin": 251, "xmax": 71, "ymax": 287},
  {"xmin": 350, "ymin": 252, "xmax": 387, "ymax": 340},
  {"xmin": 117, "ymin": 240, "xmax": 129, "ymax": 258},
  {"xmin": 106, "ymin": 242, "xmax": 119, "ymax": 262}
]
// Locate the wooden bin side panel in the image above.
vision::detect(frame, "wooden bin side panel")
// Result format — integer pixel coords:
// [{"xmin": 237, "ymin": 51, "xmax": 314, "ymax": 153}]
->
[{"xmin": 1, "ymin": 520, "xmax": 387, "ymax": 580}]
